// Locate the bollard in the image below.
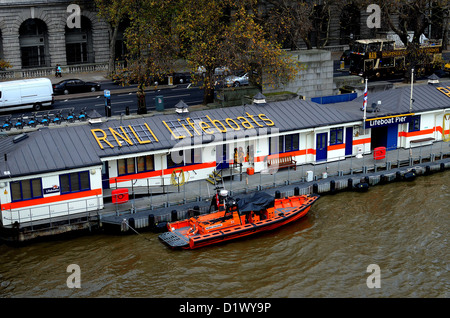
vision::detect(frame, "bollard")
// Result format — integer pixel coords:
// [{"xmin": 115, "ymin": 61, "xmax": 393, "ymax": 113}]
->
[
  {"xmin": 425, "ymin": 165, "xmax": 431, "ymax": 175},
  {"xmin": 148, "ymin": 214, "xmax": 155, "ymax": 229},
  {"xmin": 128, "ymin": 218, "xmax": 135, "ymax": 231},
  {"xmin": 171, "ymin": 210, "xmax": 178, "ymax": 222},
  {"xmin": 396, "ymin": 171, "xmax": 402, "ymax": 181},
  {"xmin": 294, "ymin": 187, "xmax": 300, "ymax": 196},
  {"xmin": 330, "ymin": 180, "xmax": 336, "ymax": 193},
  {"xmin": 313, "ymin": 183, "xmax": 318, "ymax": 194},
  {"xmin": 348, "ymin": 178, "xmax": 353, "ymax": 190},
  {"xmin": 126, "ymin": 106, "xmax": 130, "ymax": 115},
  {"xmin": 275, "ymin": 190, "xmax": 281, "ymax": 199},
  {"xmin": 440, "ymin": 163, "xmax": 445, "ymax": 171}
]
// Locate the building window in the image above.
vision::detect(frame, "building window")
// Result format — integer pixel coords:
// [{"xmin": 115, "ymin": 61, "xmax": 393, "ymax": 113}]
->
[
  {"xmin": 19, "ymin": 19, "xmax": 49, "ymax": 68},
  {"xmin": 10, "ymin": 178, "xmax": 43, "ymax": 202},
  {"xmin": 65, "ymin": 16, "xmax": 94, "ymax": 64},
  {"xmin": 118, "ymin": 155, "xmax": 155, "ymax": 176},
  {"xmin": 167, "ymin": 149, "xmax": 201, "ymax": 168},
  {"xmin": 330, "ymin": 128, "xmax": 343, "ymax": 145},
  {"xmin": 285, "ymin": 134, "xmax": 300, "ymax": 152},
  {"xmin": 270, "ymin": 133, "xmax": 299, "ymax": 154},
  {"xmin": 137, "ymin": 155, "xmax": 154, "ymax": 172},
  {"xmin": 409, "ymin": 116, "xmax": 420, "ymax": 132},
  {"xmin": 60, "ymin": 171, "xmax": 90, "ymax": 194},
  {"xmin": 117, "ymin": 158, "xmax": 135, "ymax": 176}
]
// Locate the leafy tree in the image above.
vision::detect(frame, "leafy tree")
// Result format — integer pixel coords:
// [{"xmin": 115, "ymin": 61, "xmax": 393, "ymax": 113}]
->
[
  {"xmin": 0, "ymin": 59, "xmax": 11, "ymax": 70},
  {"xmin": 110, "ymin": 0, "xmax": 177, "ymax": 113},
  {"xmin": 96, "ymin": 0, "xmax": 299, "ymax": 106},
  {"xmin": 173, "ymin": 0, "xmax": 298, "ymax": 103}
]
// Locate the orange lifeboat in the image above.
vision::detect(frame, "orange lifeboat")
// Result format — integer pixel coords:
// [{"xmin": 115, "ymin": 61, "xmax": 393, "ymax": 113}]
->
[{"xmin": 159, "ymin": 190, "xmax": 320, "ymax": 249}]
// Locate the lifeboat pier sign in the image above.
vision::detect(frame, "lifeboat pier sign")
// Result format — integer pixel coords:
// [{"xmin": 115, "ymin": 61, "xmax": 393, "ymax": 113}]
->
[{"xmin": 366, "ymin": 113, "xmax": 413, "ymax": 128}]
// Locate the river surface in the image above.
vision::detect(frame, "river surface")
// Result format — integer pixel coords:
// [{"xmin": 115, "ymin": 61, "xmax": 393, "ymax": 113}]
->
[{"xmin": 0, "ymin": 171, "xmax": 448, "ymax": 298}]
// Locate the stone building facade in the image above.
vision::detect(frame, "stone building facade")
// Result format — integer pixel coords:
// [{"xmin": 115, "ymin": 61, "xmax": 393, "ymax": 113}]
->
[
  {"xmin": 0, "ymin": 0, "xmax": 109, "ymax": 70},
  {"xmin": 0, "ymin": 1, "xmax": 448, "ymax": 73}
]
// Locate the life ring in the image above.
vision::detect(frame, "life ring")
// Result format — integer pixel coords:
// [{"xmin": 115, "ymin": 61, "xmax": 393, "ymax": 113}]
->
[
  {"xmin": 117, "ymin": 193, "xmax": 125, "ymax": 201},
  {"xmin": 171, "ymin": 168, "xmax": 186, "ymax": 186}
]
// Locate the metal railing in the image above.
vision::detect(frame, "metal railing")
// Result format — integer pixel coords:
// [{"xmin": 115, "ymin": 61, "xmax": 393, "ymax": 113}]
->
[{"xmin": 1, "ymin": 195, "xmax": 102, "ymax": 229}]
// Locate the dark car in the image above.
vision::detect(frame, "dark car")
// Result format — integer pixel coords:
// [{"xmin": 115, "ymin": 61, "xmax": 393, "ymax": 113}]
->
[
  {"xmin": 112, "ymin": 72, "xmax": 191, "ymax": 86},
  {"xmin": 53, "ymin": 79, "xmax": 101, "ymax": 95}
]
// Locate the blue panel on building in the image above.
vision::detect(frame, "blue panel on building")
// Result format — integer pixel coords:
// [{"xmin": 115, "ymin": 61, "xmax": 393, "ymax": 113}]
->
[{"xmin": 312, "ymin": 93, "xmax": 358, "ymax": 104}]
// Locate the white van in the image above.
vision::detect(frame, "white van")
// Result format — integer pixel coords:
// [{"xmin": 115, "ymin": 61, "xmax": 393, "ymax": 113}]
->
[{"xmin": 0, "ymin": 78, "xmax": 54, "ymax": 112}]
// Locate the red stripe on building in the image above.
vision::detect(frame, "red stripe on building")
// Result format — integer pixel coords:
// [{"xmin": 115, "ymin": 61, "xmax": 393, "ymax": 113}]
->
[
  {"xmin": 110, "ymin": 161, "xmax": 217, "ymax": 184},
  {"xmin": 1, "ymin": 188, "xmax": 103, "ymax": 211},
  {"xmin": 353, "ymin": 138, "xmax": 371, "ymax": 145},
  {"xmin": 398, "ymin": 128, "xmax": 435, "ymax": 138},
  {"xmin": 328, "ymin": 143, "xmax": 346, "ymax": 151}
]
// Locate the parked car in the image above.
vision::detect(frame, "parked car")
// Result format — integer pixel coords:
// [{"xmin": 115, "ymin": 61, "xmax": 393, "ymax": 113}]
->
[
  {"xmin": 53, "ymin": 79, "xmax": 101, "ymax": 95},
  {"xmin": 172, "ymin": 72, "xmax": 192, "ymax": 84},
  {"xmin": 224, "ymin": 71, "xmax": 249, "ymax": 87},
  {"xmin": 112, "ymin": 72, "xmax": 190, "ymax": 86},
  {"xmin": 196, "ymin": 66, "xmax": 231, "ymax": 77},
  {"xmin": 444, "ymin": 62, "xmax": 450, "ymax": 75},
  {"xmin": 0, "ymin": 78, "xmax": 53, "ymax": 112}
]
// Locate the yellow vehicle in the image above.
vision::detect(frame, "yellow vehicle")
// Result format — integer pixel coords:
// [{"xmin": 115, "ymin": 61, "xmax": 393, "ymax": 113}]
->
[
  {"xmin": 348, "ymin": 39, "xmax": 442, "ymax": 79},
  {"xmin": 444, "ymin": 62, "xmax": 450, "ymax": 75}
]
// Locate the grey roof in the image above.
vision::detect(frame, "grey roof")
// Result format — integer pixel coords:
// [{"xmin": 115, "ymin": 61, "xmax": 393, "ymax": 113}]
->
[
  {"xmin": 1, "ymin": 81, "xmax": 449, "ymax": 179},
  {"xmin": 328, "ymin": 80, "xmax": 450, "ymax": 118},
  {"xmin": 0, "ymin": 127, "xmax": 101, "ymax": 180}
]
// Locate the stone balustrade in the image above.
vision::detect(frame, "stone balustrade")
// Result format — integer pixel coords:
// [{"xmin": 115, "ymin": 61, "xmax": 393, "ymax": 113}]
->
[{"xmin": 0, "ymin": 62, "xmax": 109, "ymax": 80}]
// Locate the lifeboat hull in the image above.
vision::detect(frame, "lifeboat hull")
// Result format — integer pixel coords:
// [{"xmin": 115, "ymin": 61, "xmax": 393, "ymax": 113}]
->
[{"xmin": 159, "ymin": 194, "xmax": 319, "ymax": 249}]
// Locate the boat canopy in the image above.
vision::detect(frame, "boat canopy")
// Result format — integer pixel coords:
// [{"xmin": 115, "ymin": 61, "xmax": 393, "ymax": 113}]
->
[{"xmin": 237, "ymin": 192, "xmax": 274, "ymax": 213}]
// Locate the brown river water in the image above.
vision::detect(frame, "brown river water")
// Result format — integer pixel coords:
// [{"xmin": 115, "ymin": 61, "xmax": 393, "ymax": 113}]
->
[{"xmin": 0, "ymin": 171, "xmax": 448, "ymax": 298}]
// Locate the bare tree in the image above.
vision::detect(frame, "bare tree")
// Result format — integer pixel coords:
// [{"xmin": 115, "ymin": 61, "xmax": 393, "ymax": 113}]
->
[
  {"xmin": 261, "ymin": 0, "xmax": 349, "ymax": 49},
  {"xmin": 94, "ymin": 0, "xmax": 130, "ymax": 75},
  {"xmin": 262, "ymin": 0, "xmax": 313, "ymax": 49}
]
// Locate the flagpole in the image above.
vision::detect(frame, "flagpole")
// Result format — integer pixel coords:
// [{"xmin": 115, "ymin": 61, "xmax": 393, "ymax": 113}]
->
[
  {"xmin": 409, "ymin": 68, "xmax": 414, "ymax": 113},
  {"xmin": 363, "ymin": 78, "xmax": 368, "ymax": 131}
]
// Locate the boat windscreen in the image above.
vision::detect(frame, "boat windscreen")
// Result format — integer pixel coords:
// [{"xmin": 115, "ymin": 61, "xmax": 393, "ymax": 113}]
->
[{"xmin": 237, "ymin": 192, "xmax": 274, "ymax": 213}]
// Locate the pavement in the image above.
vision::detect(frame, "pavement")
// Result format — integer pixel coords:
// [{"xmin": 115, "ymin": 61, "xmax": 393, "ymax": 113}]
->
[{"xmin": 48, "ymin": 71, "xmax": 110, "ymax": 85}]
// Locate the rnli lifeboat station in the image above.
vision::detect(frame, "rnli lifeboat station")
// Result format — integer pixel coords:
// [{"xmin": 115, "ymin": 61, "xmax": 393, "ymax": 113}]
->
[{"xmin": 1, "ymin": 80, "xmax": 450, "ymax": 240}]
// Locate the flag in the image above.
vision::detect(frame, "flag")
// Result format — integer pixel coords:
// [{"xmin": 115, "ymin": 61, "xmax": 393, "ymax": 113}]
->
[
  {"xmin": 362, "ymin": 78, "xmax": 368, "ymax": 111},
  {"xmin": 362, "ymin": 78, "xmax": 368, "ymax": 130}
]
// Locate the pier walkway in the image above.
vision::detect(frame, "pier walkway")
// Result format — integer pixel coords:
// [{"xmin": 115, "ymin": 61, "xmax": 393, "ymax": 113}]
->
[{"xmin": 99, "ymin": 141, "xmax": 450, "ymax": 232}]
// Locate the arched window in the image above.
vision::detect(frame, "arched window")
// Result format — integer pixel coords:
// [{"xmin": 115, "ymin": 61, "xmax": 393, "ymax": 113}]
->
[
  {"xmin": 65, "ymin": 16, "xmax": 94, "ymax": 64},
  {"xmin": 19, "ymin": 19, "xmax": 49, "ymax": 68}
]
